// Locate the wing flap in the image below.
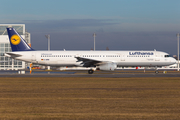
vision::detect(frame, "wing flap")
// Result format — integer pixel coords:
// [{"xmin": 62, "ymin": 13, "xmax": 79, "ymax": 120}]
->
[{"xmin": 75, "ymin": 56, "xmax": 106, "ymax": 67}]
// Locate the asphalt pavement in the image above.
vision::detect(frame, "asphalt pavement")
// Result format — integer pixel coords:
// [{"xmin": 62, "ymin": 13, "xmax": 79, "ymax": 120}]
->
[{"xmin": 0, "ymin": 70, "xmax": 180, "ymax": 78}]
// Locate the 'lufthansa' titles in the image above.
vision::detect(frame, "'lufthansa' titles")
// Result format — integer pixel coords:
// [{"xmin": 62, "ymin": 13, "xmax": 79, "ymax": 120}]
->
[{"xmin": 129, "ymin": 52, "xmax": 154, "ymax": 55}]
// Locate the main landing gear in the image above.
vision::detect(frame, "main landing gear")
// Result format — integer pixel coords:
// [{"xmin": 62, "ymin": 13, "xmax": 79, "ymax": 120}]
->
[{"xmin": 88, "ymin": 69, "xmax": 94, "ymax": 74}]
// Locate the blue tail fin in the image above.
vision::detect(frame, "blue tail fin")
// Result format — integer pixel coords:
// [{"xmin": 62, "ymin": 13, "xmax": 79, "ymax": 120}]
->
[{"xmin": 6, "ymin": 27, "xmax": 34, "ymax": 52}]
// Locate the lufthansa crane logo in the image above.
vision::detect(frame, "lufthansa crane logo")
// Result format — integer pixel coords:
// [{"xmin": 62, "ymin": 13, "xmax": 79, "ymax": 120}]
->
[{"xmin": 10, "ymin": 35, "xmax": 21, "ymax": 45}]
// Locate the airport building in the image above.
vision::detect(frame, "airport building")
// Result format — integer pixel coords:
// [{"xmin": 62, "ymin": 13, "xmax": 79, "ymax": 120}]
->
[{"xmin": 0, "ymin": 24, "xmax": 31, "ymax": 70}]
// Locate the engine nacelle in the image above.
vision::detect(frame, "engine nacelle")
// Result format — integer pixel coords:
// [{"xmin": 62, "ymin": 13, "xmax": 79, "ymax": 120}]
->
[{"xmin": 99, "ymin": 62, "xmax": 117, "ymax": 71}]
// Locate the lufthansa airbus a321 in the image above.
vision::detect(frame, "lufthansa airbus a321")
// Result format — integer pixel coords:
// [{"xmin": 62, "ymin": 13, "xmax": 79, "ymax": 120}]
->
[{"xmin": 5, "ymin": 27, "xmax": 176, "ymax": 74}]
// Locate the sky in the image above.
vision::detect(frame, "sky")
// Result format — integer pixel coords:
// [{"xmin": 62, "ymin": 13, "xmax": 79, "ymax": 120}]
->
[{"xmin": 0, "ymin": 0, "xmax": 180, "ymax": 55}]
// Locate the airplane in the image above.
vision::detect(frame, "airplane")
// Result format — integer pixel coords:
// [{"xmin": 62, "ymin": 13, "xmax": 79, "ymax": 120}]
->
[{"xmin": 5, "ymin": 27, "xmax": 176, "ymax": 74}]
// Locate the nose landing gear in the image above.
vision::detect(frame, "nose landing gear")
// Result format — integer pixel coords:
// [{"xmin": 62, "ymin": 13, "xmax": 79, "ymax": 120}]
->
[{"xmin": 155, "ymin": 66, "xmax": 159, "ymax": 74}]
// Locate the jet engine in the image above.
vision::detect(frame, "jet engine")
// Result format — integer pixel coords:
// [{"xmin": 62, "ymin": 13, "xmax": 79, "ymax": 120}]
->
[{"xmin": 99, "ymin": 62, "xmax": 117, "ymax": 71}]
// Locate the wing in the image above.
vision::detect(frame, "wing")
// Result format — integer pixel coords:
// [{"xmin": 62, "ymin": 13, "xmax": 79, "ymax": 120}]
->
[{"xmin": 75, "ymin": 56, "xmax": 105, "ymax": 67}]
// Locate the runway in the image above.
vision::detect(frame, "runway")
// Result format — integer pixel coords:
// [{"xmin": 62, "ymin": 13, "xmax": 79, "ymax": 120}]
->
[{"xmin": 0, "ymin": 70, "xmax": 180, "ymax": 78}]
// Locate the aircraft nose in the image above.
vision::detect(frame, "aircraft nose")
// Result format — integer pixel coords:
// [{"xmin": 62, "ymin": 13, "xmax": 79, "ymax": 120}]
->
[{"xmin": 171, "ymin": 57, "xmax": 177, "ymax": 64}]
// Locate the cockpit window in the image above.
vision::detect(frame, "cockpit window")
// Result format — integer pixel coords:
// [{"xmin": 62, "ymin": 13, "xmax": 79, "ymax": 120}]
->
[{"xmin": 165, "ymin": 55, "xmax": 170, "ymax": 57}]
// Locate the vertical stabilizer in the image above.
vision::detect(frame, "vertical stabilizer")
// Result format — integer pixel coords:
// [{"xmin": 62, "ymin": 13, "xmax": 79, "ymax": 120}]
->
[{"xmin": 6, "ymin": 28, "xmax": 33, "ymax": 51}]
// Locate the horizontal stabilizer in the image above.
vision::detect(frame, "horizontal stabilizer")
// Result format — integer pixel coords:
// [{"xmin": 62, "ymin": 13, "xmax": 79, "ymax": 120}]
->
[{"xmin": 5, "ymin": 53, "xmax": 22, "ymax": 58}]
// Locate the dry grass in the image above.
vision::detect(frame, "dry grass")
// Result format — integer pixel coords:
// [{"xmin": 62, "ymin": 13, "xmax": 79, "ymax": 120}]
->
[{"xmin": 0, "ymin": 77, "xmax": 180, "ymax": 119}]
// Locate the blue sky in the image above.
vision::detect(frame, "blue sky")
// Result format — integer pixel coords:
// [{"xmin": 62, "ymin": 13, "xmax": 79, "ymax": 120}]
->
[{"xmin": 0, "ymin": 0, "xmax": 180, "ymax": 54}]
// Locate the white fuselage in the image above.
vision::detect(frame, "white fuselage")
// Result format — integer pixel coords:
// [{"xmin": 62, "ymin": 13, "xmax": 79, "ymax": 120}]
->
[{"xmin": 5, "ymin": 50, "xmax": 176, "ymax": 68}]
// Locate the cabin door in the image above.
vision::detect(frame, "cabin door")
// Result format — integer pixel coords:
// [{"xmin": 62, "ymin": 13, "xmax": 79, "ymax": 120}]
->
[
  {"xmin": 31, "ymin": 52, "xmax": 37, "ymax": 63},
  {"xmin": 155, "ymin": 53, "xmax": 160, "ymax": 61},
  {"xmin": 121, "ymin": 54, "xmax": 125, "ymax": 61}
]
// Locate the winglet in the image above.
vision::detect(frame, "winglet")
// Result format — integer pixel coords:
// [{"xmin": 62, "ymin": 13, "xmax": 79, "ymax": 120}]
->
[{"xmin": 6, "ymin": 27, "xmax": 34, "ymax": 52}]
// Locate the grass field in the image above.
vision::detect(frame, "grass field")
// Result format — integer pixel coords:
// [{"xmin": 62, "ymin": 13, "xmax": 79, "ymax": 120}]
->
[{"xmin": 0, "ymin": 77, "xmax": 180, "ymax": 120}]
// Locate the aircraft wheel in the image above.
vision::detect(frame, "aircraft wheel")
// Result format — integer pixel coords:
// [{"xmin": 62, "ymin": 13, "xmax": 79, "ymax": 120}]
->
[
  {"xmin": 88, "ymin": 69, "xmax": 94, "ymax": 74},
  {"xmin": 155, "ymin": 70, "xmax": 159, "ymax": 74}
]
